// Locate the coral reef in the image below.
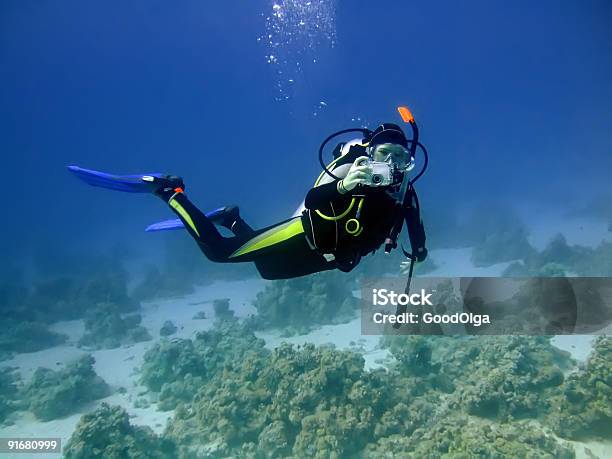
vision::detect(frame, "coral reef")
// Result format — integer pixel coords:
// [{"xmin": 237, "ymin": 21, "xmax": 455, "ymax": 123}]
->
[
  {"xmin": 132, "ymin": 265, "xmax": 195, "ymax": 301},
  {"xmin": 165, "ymin": 342, "xmax": 413, "ymax": 458},
  {"xmin": 382, "ymin": 335, "xmax": 573, "ymax": 421},
  {"xmin": 462, "ymin": 277, "xmax": 580, "ymax": 335},
  {"xmin": 414, "ymin": 202, "xmax": 531, "ymax": 251},
  {"xmin": 0, "ymin": 320, "xmax": 66, "ymax": 361},
  {"xmin": 159, "ymin": 320, "xmax": 177, "ymax": 337},
  {"xmin": 549, "ymin": 336, "xmax": 612, "ymax": 440},
  {"xmin": 0, "ymin": 272, "xmax": 29, "ymax": 320},
  {"xmin": 384, "ymin": 336, "xmax": 438, "ymax": 375},
  {"xmin": 164, "ymin": 337, "xmax": 574, "ymax": 458},
  {"xmin": 25, "ymin": 261, "xmax": 138, "ymax": 323},
  {"xmin": 68, "ymin": 323, "xmax": 591, "ymax": 457},
  {"xmin": 192, "ymin": 311, "xmax": 207, "ymax": 320},
  {"xmin": 131, "ymin": 236, "xmax": 257, "ymax": 301},
  {"xmin": 213, "ymin": 298, "xmax": 235, "ymax": 321},
  {"xmin": 0, "ymin": 367, "xmax": 20, "ymax": 424},
  {"xmin": 139, "ymin": 338, "xmax": 205, "ymax": 411},
  {"xmin": 366, "ymin": 417, "xmax": 575, "ymax": 458},
  {"xmin": 503, "ymin": 234, "xmax": 612, "ymax": 277},
  {"xmin": 501, "ymin": 237, "xmax": 612, "ymax": 331},
  {"xmin": 139, "ymin": 321, "xmax": 266, "ymax": 410},
  {"xmin": 23, "ymin": 355, "xmax": 109, "ymax": 421},
  {"xmin": 451, "ymin": 336, "xmax": 570, "ymax": 421},
  {"xmin": 471, "ymin": 225, "xmax": 535, "ymax": 267},
  {"xmin": 78, "ymin": 303, "xmax": 151, "ymax": 350},
  {"xmin": 64, "ymin": 403, "xmax": 176, "ymax": 458},
  {"xmin": 250, "ymin": 271, "xmax": 358, "ymax": 335},
  {"xmin": 574, "ymin": 241, "xmax": 612, "ymax": 276}
]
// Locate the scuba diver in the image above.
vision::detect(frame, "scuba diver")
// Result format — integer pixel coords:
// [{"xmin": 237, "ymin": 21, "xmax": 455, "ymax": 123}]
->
[{"xmin": 68, "ymin": 106, "xmax": 428, "ymax": 280}]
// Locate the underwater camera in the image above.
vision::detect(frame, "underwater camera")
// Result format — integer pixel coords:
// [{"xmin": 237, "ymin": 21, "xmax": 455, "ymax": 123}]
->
[{"xmin": 356, "ymin": 158, "xmax": 397, "ymax": 187}]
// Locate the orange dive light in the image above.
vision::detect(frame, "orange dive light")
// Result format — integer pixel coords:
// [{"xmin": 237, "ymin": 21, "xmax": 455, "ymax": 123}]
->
[{"xmin": 397, "ymin": 106, "xmax": 415, "ymax": 124}]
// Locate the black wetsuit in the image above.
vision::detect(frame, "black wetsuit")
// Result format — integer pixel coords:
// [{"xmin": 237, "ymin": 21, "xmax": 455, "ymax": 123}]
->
[{"xmin": 163, "ymin": 146, "xmax": 425, "ymax": 280}]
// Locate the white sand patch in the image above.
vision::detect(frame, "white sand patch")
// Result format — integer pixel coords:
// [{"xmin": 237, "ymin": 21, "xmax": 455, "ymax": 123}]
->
[
  {"xmin": 552, "ymin": 335, "xmax": 598, "ymax": 363},
  {"xmin": 571, "ymin": 439, "xmax": 612, "ymax": 459}
]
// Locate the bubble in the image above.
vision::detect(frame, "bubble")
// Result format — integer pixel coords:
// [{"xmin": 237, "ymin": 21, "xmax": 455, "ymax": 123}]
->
[{"xmin": 258, "ymin": 0, "xmax": 338, "ymax": 102}]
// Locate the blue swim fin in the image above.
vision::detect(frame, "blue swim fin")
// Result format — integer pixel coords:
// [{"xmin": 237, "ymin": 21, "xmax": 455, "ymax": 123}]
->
[
  {"xmin": 145, "ymin": 219, "xmax": 185, "ymax": 232},
  {"xmin": 145, "ymin": 207, "xmax": 237, "ymax": 232},
  {"xmin": 67, "ymin": 165, "xmax": 182, "ymax": 193}
]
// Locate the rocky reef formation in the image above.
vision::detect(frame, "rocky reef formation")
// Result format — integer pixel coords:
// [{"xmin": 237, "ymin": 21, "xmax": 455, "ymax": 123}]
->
[
  {"xmin": 504, "ymin": 234, "xmax": 612, "ymax": 277},
  {"xmin": 2, "ymin": 255, "xmax": 139, "ymax": 350},
  {"xmin": 165, "ymin": 342, "xmax": 407, "ymax": 458},
  {"xmin": 132, "ymin": 265, "xmax": 196, "ymax": 301},
  {"xmin": 23, "ymin": 355, "xmax": 109, "ymax": 421},
  {"xmin": 212, "ymin": 298, "xmax": 235, "ymax": 320},
  {"xmin": 66, "ymin": 317, "xmax": 607, "ymax": 457},
  {"xmin": 471, "ymin": 224, "xmax": 535, "ymax": 267},
  {"xmin": 447, "ymin": 336, "xmax": 570, "ymax": 421},
  {"xmin": 249, "ymin": 271, "xmax": 358, "ymax": 335},
  {"xmin": 139, "ymin": 320, "xmax": 266, "ymax": 411},
  {"xmin": 0, "ymin": 256, "xmax": 143, "ymax": 358},
  {"xmin": 500, "ymin": 236, "xmax": 612, "ymax": 331},
  {"xmin": 431, "ymin": 203, "xmax": 533, "ymax": 252},
  {"xmin": 159, "ymin": 320, "xmax": 178, "ymax": 337},
  {"xmin": 64, "ymin": 403, "xmax": 176, "ymax": 458},
  {"xmin": 131, "ymin": 236, "xmax": 257, "ymax": 301},
  {"xmin": 365, "ymin": 417, "xmax": 575, "ymax": 458},
  {"xmin": 0, "ymin": 271, "xmax": 28, "ymax": 319},
  {"xmin": 162, "ymin": 333, "xmax": 577, "ymax": 458},
  {"xmin": 549, "ymin": 336, "xmax": 612, "ymax": 440},
  {"xmin": 0, "ymin": 367, "xmax": 20, "ymax": 425},
  {"xmin": 25, "ymin": 260, "xmax": 138, "ymax": 323},
  {"xmin": 78, "ymin": 303, "xmax": 151, "ymax": 350},
  {"xmin": 0, "ymin": 320, "xmax": 66, "ymax": 361}
]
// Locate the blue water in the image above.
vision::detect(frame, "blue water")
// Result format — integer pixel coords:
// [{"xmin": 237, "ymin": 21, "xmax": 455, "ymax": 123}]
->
[{"xmin": 1, "ymin": 0, "xmax": 611, "ymax": 261}]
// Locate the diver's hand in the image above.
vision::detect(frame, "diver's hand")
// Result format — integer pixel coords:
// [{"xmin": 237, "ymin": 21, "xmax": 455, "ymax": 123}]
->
[{"xmin": 338, "ymin": 156, "xmax": 372, "ymax": 193}]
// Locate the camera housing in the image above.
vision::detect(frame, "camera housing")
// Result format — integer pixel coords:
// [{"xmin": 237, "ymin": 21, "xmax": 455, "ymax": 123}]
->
[{"xmin": 357, "ymin": 158, "xmax": 394, "ymax": 186}]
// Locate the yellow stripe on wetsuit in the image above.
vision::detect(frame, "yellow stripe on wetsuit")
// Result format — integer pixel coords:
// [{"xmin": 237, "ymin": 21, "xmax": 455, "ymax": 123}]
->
[
  {"xmin": 229, "ymin": 218, "xmax": 304, "ymax": 258},
  {"xmin": 169, "ymin": 198, "xmax": 200, "ymax": 237}
]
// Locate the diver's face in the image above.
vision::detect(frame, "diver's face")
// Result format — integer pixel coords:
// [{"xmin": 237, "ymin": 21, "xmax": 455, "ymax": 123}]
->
[{"xmin": 372, "ymin": 143, "xmax": 411, "ymax": 169}]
